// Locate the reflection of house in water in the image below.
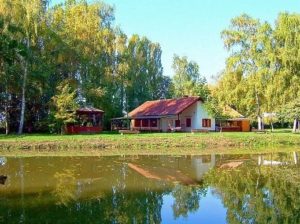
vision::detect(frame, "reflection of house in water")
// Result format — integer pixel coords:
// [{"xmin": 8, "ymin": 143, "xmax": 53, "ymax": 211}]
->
[
  {"xmin": 127, "ymin": 155, "xmax": 217, "ymax": 185},
  {"xmin": 191, "ymin": 155, "xmax": 216, "ymax": 181}
]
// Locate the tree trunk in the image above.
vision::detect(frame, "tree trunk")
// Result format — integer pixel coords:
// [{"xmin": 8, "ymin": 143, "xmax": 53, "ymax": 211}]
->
[
  {"xmin": 18, "ymin": 34, "xmax": 30, "ymax": 135},
  {"xmin": 4, "ymin": 87, "xmax": 10, "ymax": 135},
  {"xmin": 255, "ymin": 88, "xmax": 263, "ymax": 130},
  {"xmin": 257, "ymin": 116, "xmax": 263, "ymax": 130},
  {"xmin": 18, "ymin": 59, "xmax": 28, "ymax": 134},
  {"xmin": 270, "ymin": 121, "xmax": 274, "ymax": 132},
  {"xmin": 5, "ymin": 103, "xmax": 9, "ymax": 135},
  {"xmin": 292, "ymin": 118, "xmax": 298, "ymax": 133}
]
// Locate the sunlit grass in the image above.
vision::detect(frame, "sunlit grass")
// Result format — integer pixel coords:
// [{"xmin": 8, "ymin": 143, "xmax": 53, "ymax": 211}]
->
[{"xmin": 0, "ymin": 129, "xmax": 299, "ymax": 157}]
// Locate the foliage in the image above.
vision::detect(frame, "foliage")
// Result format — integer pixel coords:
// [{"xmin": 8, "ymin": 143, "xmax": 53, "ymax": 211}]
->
[
  {"xmin": 203, "ymin": 95, "xmax": 227, "ymax": 119},
  {"xmin": 0, "ymin": 0, "xmax": 169, "ymax": 133},
  {"xmin": 215, "ymin": 13, "xmax": 300, "ymax": 124},
  {"xmin": 51, "ymin": 82, "xmax": 79, "ymax": 133},
  {"xmin": 172, "ymin": 55, "xmax": 209, "ymax": 99},
  {"xmin": 278, "ymin": 98, "xmax": 300, "ymax": 122},
  {"xmin": 2, "ymin": 1, "xmax": 300, "ymax": 133}
]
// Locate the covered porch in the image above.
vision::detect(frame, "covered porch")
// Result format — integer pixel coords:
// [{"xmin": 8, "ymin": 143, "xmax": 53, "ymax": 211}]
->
[
  {"xmin": 216, "ymin": 118, "xmax": 250, "ymax": 132},
  {"xmin": 131, "ymin": 115, "xmax": 191, "ymax": 132},
  {"xmin": 131, "ymin": 116, "xmax": 162, "ymax": 132},
  {"xmin": 66, "ymin": 107, "xmax": 104, "ymax": 134}
]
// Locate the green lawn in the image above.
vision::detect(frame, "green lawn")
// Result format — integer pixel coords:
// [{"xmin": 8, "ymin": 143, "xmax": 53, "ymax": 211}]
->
[{"xmin": 0, "ymin": 130, "xmax": 299, "ymax": 157}]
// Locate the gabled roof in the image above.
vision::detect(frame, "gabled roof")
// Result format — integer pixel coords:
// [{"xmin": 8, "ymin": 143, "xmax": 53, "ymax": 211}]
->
[
  {"xmin": 129, "ymin": 96, "xmax": 202, "ymax": 118},
  {"xmin": 76, "ymin": 107, "xmax": 104, "ymax": 114},
  {"xmin": 223, "ymin": 106, "xmax": 244, "ymax": 118}
]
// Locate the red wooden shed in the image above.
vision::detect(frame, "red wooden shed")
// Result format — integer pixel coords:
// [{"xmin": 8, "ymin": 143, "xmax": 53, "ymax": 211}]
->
[{"xmin": 66, "ymin": 107, "xmax": 104, "ymax": 134}]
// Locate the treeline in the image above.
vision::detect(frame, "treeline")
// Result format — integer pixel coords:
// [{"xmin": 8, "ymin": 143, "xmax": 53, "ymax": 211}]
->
[
  {"xmin": 1, "ymin": 1, "xmax": 300, "ymax": 134},
  {"xmin": 213, "ymin": 13, "xmax": 300, "ymax": 131},
  {"xmin": 0, "ymin": 0, "xmax": 176, "ymax": 133}
]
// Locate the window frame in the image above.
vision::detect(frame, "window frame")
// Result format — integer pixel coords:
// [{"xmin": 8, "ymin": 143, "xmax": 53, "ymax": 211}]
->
[
  {"xmin": 202, "ymin": 119, "xmax": 211, "ymax": 128},
  {"xmin": 186, "ymin": 118, "xmax": 191, "ymax": 128}
]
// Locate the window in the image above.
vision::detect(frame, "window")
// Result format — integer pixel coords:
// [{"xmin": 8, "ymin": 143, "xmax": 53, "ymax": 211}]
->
[
  {"xmin": 142, "ymin": 119, "xmax": 149, "ymax": 127},
  {"xmin": 175, "ymin": 120, "xmax": 181, "ymax": 127},
  {"xmin": 150, "ymin": 119, "xmax": 157, "ymax": 127},
  {"xmin": 186, "ymin": 118, "xmax": 191, "ymax": 128},
  {"xmin": 134, "ymin": 119, "xmax": 141, "ymax": 127},
  {"xmin": 202, "ymin": 119, "xmax": 211, "ymax": 128}
]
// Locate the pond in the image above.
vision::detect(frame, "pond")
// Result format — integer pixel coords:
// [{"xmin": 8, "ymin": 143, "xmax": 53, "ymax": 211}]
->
[{"xmin": 0, "ymin": 152, "xmax": 299, "ymax": 223}]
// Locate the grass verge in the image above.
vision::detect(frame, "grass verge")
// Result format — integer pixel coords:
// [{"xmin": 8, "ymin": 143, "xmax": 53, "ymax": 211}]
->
[{"xmin": 0, "ymin": 131, "xmax": 299, "ymax": 157}]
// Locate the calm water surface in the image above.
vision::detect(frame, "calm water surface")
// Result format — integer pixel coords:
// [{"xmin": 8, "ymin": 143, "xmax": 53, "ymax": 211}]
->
[{"xmin": 0, "ymin": 152, "xmax": 299, "ymax": 223}]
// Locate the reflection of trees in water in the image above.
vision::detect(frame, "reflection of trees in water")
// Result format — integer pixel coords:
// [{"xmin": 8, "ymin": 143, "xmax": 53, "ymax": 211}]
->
[
  {"xmin": 52, "ymin": 169, "xmax": 76, "ymax": 206},
  {"xmin": 172, "ymin": 184, "xmax": 207, "ymax": 219},
  {"xmin": 101, "ymin": 190, "xmax": 164, "ymax": 223},
  {"xmin": 205, "ymin": 163, "xmax": 300, "ymax": 224},
  {"xmin": 5, "ymin": 154, "xmax": 299, "ymax": 223},
  {"xmin": 0, "ymin": 189, "xmax": 166, "ymax": 223},
  {"xmin": 0, "ymin": 180, "xmax": 205, "ymax": 223}
]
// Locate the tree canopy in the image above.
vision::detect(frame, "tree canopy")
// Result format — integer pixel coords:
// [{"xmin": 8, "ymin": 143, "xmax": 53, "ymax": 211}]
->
[
  {"xmin": 0, "ymin": 0, "xmax": 170, "ymax": 133},
  {"xmin": 214, "ymin": 13, "xmax": 300, "ymax": 128},
  {"xmin": 1, "ymin": 1, "xmax": 300, "ymax": 133}
]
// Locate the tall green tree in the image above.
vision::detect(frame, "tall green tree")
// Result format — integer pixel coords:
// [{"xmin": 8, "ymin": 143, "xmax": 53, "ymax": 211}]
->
[
  {"xmin": 216, "ymin": 13, "xmax": 300, "ymax": 130},
  {"xmin": 0, "ymin": 16, "xmax": 26, "ymax": 134},
  {"xmin": 172, "ymin": 55, "xmax": 209, "ymax": 99},
  {"xmin": 51, "ymin": 81, "xmax": 79, "ymax": 133},
  {"xmin": 124, "ymin": 35, "xmax": 164, "ymax": 110},
  {"xmin": 0, "ymin": 0, "xmax": 170, "ymax": 133},
  {"xmin": 0, "ymin": 0, "xmax": 49, "ymax": 134}
]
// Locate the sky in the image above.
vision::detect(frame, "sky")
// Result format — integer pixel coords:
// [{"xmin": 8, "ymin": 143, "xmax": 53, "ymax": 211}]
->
[{"xmin": 51, "ymin": 0, "xmax": 300, "ymax": 83}]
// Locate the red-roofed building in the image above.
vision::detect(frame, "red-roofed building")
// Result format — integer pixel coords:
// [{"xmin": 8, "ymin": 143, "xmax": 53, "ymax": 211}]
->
[
  {"xmin": 66, "ymin": 107, "xmax": 104, "ymax": 134},
  {"xmin": 128, "ymin": 96, "xmax": 215, "ymax": 132}
]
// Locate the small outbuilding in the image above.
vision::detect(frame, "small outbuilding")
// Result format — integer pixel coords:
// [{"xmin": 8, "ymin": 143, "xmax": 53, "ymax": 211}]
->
[
  {"xmin": 66, "ymin": 107, "xmax": 104, "ymax": 134},
  {"xmin": 216, "ymin": 106, "xmax": 250, "ymax": 132}
]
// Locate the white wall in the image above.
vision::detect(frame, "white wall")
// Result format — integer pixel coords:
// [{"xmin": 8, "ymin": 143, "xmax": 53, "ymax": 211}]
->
[
  {"xmin": 194, "ymin": 101, "xmax": 216, "ymax": 131},
  {"xmin": 161, "ymin": 101, "xmax": 216, "ymax": 132},
  {"xmin": 161, "ymin": 116, "xmax": 177, "ymax": 132}
]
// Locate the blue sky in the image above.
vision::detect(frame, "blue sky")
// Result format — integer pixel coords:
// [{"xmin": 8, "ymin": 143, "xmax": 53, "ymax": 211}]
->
[{"xmin": 51, "ymin": 0, "xmax": 300, "ymax": 83}]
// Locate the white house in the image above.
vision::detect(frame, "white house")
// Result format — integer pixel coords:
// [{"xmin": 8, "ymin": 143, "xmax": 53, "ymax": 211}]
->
[{"xmin": 128, "ymin": 96, "xmax": 215, "ymax": 132}]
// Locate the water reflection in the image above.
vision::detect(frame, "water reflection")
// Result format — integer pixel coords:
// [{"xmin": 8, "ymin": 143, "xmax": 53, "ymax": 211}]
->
[
  {"xmin": 0, "ymin": 152, "xmax": 299, "ymax": 223},
  {"xmin": 0, "ymin": 175, "xmax": 7, "ymax": 185}
]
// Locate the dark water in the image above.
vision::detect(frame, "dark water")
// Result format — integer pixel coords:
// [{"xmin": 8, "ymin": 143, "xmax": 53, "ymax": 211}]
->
[{"xmin": 0, "ymin": 152, "xmax": 299, "ymax": 223}]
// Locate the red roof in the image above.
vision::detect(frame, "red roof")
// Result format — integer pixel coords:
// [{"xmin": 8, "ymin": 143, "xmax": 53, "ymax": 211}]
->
[
  {"xmin": 76, "ymin": 107, "xmax": 104, "ymax": 114},
  {"xmin": 129, "ymin": 97, "xmax": 201, "ymax": 118}
]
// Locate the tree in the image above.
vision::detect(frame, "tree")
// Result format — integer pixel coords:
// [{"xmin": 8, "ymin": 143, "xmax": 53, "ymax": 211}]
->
[
  {"xmin": 216, "ymin": 13, "xmax": 300, "ymax": 130},
  {"xmin": 278, "ymin": 98, "xmax": 300, "ymax": 133},
  {"xmin": 124, "ymin": 35, "xmax": 165, "ymax": 110},
  {"xmin": 51, "ymin": 82, "xmax": 79, "ymax": 133},
  {"xmin": 0, "ymin": 0, "xmax": 170, "ymax": 133},
  {"xmin": 172, "ymin": 55, "xmax": 209, "ymax": 99},
  {"xmin": 0, "ymin": 16, "xmax": 26, "ymax": 134},
  {"xmin": 0, "ymin": 0, "xmax": 49, "ymax": 134}
]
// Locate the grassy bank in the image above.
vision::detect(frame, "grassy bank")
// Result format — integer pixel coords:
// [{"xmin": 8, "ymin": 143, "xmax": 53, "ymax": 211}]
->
[{"xmin": 0, "ymin": 130, "xmax": 299, "ymax": 157}]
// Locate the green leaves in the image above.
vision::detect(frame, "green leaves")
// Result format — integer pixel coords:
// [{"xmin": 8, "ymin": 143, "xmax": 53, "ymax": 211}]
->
[
  {"xmin": 172, "ymin": 55, "xmax": 209, "ymax": 99},
  {"xmin": 216, "ymin": 13, "xmax": 300, "ymax": 123},
  {"xmin": 51, "ymin": 82, "xmax": 79, "ymax": 129}
]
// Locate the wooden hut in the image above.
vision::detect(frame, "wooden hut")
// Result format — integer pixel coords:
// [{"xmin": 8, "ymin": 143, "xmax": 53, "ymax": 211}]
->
[
  {"xmin": 216, "ymin": 106, "xmax": 250, "ymax": 132},
  {"xmin": 66, "ymin": 107, "xmax": 104, "ymax": 134},
  {"xmin": 217, "ymin": 118, "xmax": 250, "ymax": 132}
]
